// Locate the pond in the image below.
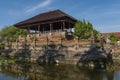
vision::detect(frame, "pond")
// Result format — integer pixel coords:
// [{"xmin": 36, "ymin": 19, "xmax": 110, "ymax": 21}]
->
[{"xmin": 0, "ymin": 61, "xmax": 119, "ymax": 80}]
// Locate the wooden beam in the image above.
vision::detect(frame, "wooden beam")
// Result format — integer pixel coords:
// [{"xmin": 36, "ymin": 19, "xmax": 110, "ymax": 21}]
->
[{"xmin": 20, "ymin": 20, "xmax": 67, "ymax": 29}]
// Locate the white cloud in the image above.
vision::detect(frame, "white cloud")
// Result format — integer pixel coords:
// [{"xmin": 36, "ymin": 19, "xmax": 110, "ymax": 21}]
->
[{"xmin": 26, "ymin": 0, "xmax": 52, "ymax": 13}]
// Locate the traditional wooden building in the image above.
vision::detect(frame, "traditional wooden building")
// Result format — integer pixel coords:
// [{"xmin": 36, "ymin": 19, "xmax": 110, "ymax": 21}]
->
[{"xmin": 14, "ymin": 10, "xmax": 77, "ymax": 36}]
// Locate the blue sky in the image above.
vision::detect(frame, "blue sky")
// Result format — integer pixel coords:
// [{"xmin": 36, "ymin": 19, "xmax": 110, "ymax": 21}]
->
[{"xmin": 0, "ymin": 0, "xmax": 120, "ymax": 32}]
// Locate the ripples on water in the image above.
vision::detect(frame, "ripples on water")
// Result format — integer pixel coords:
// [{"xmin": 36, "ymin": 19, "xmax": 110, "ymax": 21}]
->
[{"xmin": 0, "ymin": 63, "xmax": 119, "ymax": 80}]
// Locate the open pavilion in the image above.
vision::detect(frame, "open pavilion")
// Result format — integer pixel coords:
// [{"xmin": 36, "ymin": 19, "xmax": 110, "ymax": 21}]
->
[{"xmin": 14, "ymin": 10, "xmax": 77, "ymax": 36}]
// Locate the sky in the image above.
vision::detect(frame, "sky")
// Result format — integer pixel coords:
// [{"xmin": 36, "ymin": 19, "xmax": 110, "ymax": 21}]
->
[{"xmin": 0, "ymin": 0, "xmax": 120, "ymax": 33}]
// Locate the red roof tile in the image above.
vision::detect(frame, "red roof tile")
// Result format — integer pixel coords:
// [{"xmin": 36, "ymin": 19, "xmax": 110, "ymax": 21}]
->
[{"xmin": 114, "ymin": 32, "xmax": 120, "ymax": 38}]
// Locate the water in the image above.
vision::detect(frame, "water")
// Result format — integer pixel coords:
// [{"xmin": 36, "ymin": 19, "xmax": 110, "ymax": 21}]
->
[{"xmin": 0, "ymin": 63, "xmax": 119, "ymax": 80}]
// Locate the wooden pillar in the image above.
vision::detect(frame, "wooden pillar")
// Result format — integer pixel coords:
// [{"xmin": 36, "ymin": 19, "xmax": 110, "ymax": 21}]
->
[
  {"xmin": 62, "ymin": 21, "xmax": 65, "ymax": 31},
  {"xmin": 69, "ymin": 21, "xmax": 70, "ymax": 29},
  {"xmin": 42, "ymin": 25, "xmax": 44, "ymax": 34},
  {"xmin": 50, "ymin": 23, "xmax": 52, "ymax": 33},
  {"xmin": 38, "ymin": 25, "xmax": 40, "ymax": 36},
  {"xmin": 61, "ymin": 22, "xmax": 62, "ymax": 31},
  {"xmin": 50, "ymin": 23, "xmax": 53, "ymax": 36},
  {"xmin": 68, "ymin": 21, "xmax": 72, "ymax": 31},
  {"xmin": 27, "ymin": 27, "xmax": 30, "ymax": 38},
  {"xmin": 27, "ymin": 27, "xmax": 30, "ymax": 34}
]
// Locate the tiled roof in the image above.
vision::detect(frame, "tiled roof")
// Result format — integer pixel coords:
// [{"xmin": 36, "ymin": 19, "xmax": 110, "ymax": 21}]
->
[
  {"xmin": 114, "ymin": 32, "xmax": 120, "ymax": 38},
  {"xmin": 14, "ymin": 9, "xmax": 77, "ymax": 27}
]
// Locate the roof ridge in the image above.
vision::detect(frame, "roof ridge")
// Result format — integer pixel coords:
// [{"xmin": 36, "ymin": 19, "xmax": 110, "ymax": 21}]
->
[
  {"xmin": 57, "ymin": 10, "xmax": 77, "ymax": 20},
  {"xmin": 34, "ymin": 9, "xmax": 61, "ymax": 16},
  {"xmin": 19, "ymin": 9, "xmax": 62, "ymax": 22}
]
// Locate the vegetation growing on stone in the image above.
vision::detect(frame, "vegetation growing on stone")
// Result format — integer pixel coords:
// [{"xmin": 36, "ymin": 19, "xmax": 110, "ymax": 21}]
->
[
  {"xmin": 110, "ymin": 33, "xmax": 120, "ymax": 42},
  {"xmin": 0, "ymin": 26, "xmax": 28, "ymax": 42},
  {"xmin": 74, "ymin": 20, "xmax": 99, "ymax": 40}
]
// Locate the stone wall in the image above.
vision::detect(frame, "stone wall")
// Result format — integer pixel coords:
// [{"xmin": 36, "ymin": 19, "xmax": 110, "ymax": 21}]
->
[
  {"xmin": 1, "ymin": 44, "xmax": 92, "ymax": 65},
  {"xmin": 2, "ymin": 42, "xmax": 118, "ymax": 67}
]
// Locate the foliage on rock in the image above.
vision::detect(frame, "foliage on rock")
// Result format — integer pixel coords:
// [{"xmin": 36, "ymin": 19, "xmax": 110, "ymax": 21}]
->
[
  {"xmin": 110, "ymin": 33, "xmax": 119, "ymax": 42},
  {"xmin": 0, "ymin": 26, "xmax": 28, "ymax": 42}
]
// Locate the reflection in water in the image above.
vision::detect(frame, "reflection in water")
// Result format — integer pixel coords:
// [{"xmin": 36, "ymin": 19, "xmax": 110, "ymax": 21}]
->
[
  {"xmin": 0, "ymin": 62, "xmax": 118, "ymax": 80},
  {"xmin": 114, "ymin": 70, "xmax": 120, "ymax": 80}
]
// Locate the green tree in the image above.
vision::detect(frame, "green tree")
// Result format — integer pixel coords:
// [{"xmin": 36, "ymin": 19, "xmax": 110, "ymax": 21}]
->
[
  {"xmin": 74, "ymin": 20, "xmax": 82, "ymax": 38},
  {"xmin": 110, "ymin": 33, "xmax": 119, "ymax": 42},
  {"xmin": 93, "ymin": 29, "xmax": 99, "ymax": 39},
  {"xmin": 74, "ymin": 20, "xmax": 98, "ymax": 39},
  {"xmin": 0, "ymin": 26, "xmax": 28, "ymax": 42}
]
